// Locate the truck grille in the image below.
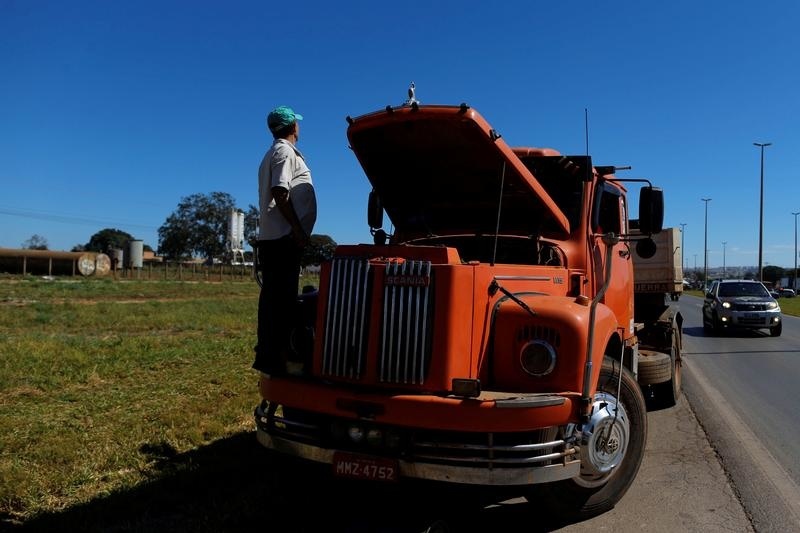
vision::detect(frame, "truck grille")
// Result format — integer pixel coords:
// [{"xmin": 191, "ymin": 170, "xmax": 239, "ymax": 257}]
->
[
  {"xmin": 322, "ymin": 258, "xmax": 435, "ymax": 385},
  {"xmin": 322, "ymin": 257, "xmax": 372, "ymax": 379},
  {"xmin": 733, "ymin": 303, "xmax": 768, "ymax": 311},
  {"xmin": 380, "ymin": 260, "xmax": 434, "ymax": 384}
]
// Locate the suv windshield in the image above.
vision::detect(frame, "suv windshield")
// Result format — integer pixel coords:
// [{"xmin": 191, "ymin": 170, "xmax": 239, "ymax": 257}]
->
[{"xmin": 718, "ymin": 282, "xmax": 769, "ymax": 298}]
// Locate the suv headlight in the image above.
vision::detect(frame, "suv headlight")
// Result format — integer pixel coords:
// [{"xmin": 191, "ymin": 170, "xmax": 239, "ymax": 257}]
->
[
  {"xmin": 722, "ymin": 301, "xmax": 732, "ymax": 309},
  {"xmin": 766, "ymin": 301, "xmax": 778, "ymax": 310}
]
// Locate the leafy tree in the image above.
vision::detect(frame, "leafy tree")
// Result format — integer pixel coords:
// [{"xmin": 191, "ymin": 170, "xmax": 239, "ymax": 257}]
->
[
  {"xmin": 244, "ymin": 204, "xmax": 259, "ymax": 248},
  {"xmin": 83, "ymin": 228, "xmax": 135, "ymax": 253},
  {"xmin": 158, "ymin": 192, "xmax": 237, "ymax": 260},
  {"xmin": 302, "ymin": 234, "xmax": 337, "ymax": 267},
  {"xmin": 763, "ymin": 265, "xmax": 785, "ymax": 284},
  {"xmin": 22, "ymin": 234, "xmax": 48, "ymax": 250}
]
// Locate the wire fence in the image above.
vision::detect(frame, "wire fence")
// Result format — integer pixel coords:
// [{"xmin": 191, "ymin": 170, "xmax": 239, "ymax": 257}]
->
[{"xmin": 113, "ymin": 262, "xmax": 257, "ymax": 282}]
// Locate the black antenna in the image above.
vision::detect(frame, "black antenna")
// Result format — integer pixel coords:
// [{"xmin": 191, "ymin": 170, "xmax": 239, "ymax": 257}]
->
[
  {"xmin": 491, "ymin": 161, "xmax": 507, "ymax": 266},
  {"xmin": 584, "ymin": 108, "xmax": 592, "ymax": 182},
  {"xmin": 585, "ymin": 108, "xmax": 589, "ymax": 155}
]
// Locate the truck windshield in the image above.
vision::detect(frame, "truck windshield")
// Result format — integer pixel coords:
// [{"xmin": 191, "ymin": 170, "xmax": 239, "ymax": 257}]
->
[{"xmin": 718, "ymin": 282, "xmax": 769, "ymax": 298}]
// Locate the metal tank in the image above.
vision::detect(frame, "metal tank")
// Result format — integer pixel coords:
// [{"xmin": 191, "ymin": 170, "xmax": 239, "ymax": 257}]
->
[
  {"xmin": 128, "ymin": 240, "xmax": 144, "ymax": 269},
  {"xmin": 111, "ymin": 248, "xmax": 124, "ymax": 271}
]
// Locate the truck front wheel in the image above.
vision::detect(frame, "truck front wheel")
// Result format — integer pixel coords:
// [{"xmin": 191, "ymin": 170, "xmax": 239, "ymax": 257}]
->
[{"xmin": 525, "ymin": 357, "xmax": 647, "ymax": 520}]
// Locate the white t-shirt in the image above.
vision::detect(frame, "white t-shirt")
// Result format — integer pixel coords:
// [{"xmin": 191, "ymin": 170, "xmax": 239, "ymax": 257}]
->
[{"xmin": 258, "ymin": 138, "xmax": 317, "ymax": 240}]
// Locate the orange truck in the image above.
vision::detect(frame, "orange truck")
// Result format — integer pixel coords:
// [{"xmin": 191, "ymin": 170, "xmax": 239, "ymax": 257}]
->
[{"xmin": 254, "ymin": 99, "xmax": 682, "ymax": 518}]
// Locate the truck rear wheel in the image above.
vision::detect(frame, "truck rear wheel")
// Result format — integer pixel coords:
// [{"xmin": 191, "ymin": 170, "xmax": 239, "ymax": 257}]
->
[
  {"xmin": 653, "ymin": 331, "xmax": 682, "ymax": 408},
  {"xmin": 525, "ymin": 357, "xmax": 647, "ymax": 519}
]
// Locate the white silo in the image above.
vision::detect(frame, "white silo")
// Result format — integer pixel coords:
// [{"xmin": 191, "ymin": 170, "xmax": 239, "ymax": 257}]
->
[
  {"xmin": 228, "ymin": 209, "xmax": 245, "ymax": 264},
  {"xmin": 128, "ymin": 240, "xmax": 144, "ymax": 269}
]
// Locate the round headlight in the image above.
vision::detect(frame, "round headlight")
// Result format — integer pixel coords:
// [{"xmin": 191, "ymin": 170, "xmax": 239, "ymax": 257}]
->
[
  {"xmin": 347, "ymin": 425, "xmax": 365, "ymax": 443},
  {"xmin": 384, "ymin": 430, "xmax": 402, "ymax": 450},
  {"xmin": 520, "ymin": 340, "xmax": 556, "ymax": 377},
  {"xmin": 722, "ymin": 301, "xmax": 732, "ymax": 309},
  {"xmin": 366, "ymin": 428, "xmax": 383, "ymax": 447}
]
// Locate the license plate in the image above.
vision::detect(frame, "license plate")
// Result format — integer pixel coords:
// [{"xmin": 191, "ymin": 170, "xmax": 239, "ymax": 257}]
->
[
  {"xmin": 333, "ymin": 451, "xmax": 398, "ymax": 482},
  {"xmin": 744, "ymin": 313, "xmax": 759, "ymax": 319}
]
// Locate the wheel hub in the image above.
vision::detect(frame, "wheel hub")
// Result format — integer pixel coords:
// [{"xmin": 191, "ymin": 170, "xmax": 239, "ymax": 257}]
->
[{"xmin": 578, "ymin": 392, "xmax": 630, "ymax": 481}]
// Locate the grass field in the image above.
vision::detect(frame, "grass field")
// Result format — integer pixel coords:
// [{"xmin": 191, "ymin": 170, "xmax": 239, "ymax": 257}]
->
[
  {"xmin": 2, "ymin": 280, "xmax": 796, "ymax": 531},
  {"xmin": 0, "ymin": 277, "xmax": 317, "ymax": 532}
]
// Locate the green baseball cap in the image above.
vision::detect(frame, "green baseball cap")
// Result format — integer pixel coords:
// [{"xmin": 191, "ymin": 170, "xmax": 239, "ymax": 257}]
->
[{"xmin": 267, "ymin": 106, "xmax": 303, "ymax": 132}]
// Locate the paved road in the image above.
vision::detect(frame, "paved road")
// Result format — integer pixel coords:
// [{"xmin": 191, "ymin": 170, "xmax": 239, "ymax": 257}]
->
[{"xmin": 679, "ymin": 294, "xmax": 800, "ymax": 532}]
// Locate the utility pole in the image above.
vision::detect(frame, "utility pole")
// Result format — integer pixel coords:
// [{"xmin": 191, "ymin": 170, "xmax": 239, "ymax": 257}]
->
[
  {"xmin": 702, "ymin": 198, "xmax": 711, "ymax": 288},
  {"xmin": 680, "ymin": 222, "xmax": 687, "ymax": 272},
  {"xmin": 754, "ymin": 142, "xmax": 772, "ymax": 282},
  {"xmin": 722, "ymin": 241, "xmax": 727, "ymax": 279},
  {"xmin": 794, "ymin": 212, "xmax": 799, "ymax": 291}
]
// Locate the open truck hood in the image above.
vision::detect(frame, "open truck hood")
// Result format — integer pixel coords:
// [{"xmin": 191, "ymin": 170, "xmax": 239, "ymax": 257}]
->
[{"xmin": 346, "ymin": 105, "xmax": 571, "ymax": 240}]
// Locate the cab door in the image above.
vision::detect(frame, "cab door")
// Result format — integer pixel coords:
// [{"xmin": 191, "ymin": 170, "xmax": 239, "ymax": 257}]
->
[{"xmin": 591, "ymin": 183, "xmax": 634, "ymax": 333}]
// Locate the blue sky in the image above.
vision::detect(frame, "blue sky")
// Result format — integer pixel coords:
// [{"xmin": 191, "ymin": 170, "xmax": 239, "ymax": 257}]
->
[{"xmin": 2, "ymin": 0, "xmax": 800, "ymax": 271}]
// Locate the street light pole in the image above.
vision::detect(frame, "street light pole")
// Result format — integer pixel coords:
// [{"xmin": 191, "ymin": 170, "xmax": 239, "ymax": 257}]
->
[
  {"xmin": 680, "ymin": 222, "xmax": 687, "ymax": 272},
  {"xmin": 793, "ymin": 212, "xmax": 799, "ymax": 291},
  {"xmin": 722, "ymin": 241, "xmax": 727, "ymax": 279},
  {"xmin": 754, "ymin": 142, "xmax": 772, "ymax": 282},
  {"xmin": 702, "ymin": 198, "xmax": 711, "ymax": 287}
]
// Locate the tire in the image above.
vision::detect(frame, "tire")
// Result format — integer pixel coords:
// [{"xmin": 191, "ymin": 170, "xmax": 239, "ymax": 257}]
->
[
  {"xmin": 653, "ymin": 330, "xmax": 682, "ymax": 408},
  {"xmin": 637, "ymin": 350, "xmax": 671, "ymax": 385},
  {"xmin": 702, "ymin": 310, "xmax": 713, "ymax": 334},
  {"xmin": 770, "ymin": 321, "xmax": 782, "ymax": 337},
  {"xmin": 712, "ymin": 313, "xmax": 723, "ymax": 335},
  {"xmin": 525, "ymin": 357, "xmax": 647, "ymax": 520}
]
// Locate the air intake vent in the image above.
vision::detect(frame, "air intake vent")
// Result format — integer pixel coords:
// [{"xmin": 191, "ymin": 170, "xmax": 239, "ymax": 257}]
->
[{"xmin": 517, "ymin": 325, "xmax": 561, "ymax": 346}]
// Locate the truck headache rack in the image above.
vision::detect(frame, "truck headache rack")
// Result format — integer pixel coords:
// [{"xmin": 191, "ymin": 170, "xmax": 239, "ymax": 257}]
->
[{"xmin": 322, "ymin": 257, "xmax": 435, "ymax": 384}]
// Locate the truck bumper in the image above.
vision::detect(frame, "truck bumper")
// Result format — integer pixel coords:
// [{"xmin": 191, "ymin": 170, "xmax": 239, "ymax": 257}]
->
[{"xmin": 254, "ymin": 390, "xmax": 582, "ymax": 486}]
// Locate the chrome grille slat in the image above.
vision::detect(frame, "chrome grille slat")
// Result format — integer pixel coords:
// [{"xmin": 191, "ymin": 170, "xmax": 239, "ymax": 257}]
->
[
  {"xmin": 414, "ymin": 439, "xmax": 565, "ymax": 452},
  {"xmin": 412, "ymin": 448, "xmax": 574, "ymax": 465},
  {"xmin": 381, "ymin": 260, "xmax": 434, "ymax": 384},
  {"xmin": 323, "ymin": 258, "xmax": 371, "ymax": 379}
]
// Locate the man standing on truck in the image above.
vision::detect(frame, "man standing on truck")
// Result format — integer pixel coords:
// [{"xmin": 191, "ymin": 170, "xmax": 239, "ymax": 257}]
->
[{"xmin": 254, "ymin": 105, "xmax": 317, "ymax": 376}]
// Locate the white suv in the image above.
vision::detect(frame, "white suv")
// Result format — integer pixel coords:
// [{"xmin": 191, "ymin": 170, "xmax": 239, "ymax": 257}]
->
[{"xmin": 702, "ymin": 280, "xmax": 782, "ymax": 337}]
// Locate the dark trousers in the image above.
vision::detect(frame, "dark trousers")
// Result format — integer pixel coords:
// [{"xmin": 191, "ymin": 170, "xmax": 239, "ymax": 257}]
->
[{"xmin": 254, "ymin": 236, "xmax": 302, "ymax": 374}]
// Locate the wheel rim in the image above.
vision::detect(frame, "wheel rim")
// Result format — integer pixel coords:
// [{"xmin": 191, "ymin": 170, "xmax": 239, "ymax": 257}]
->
[{"xmin": 576, "ymin": 391, "xmax": 630, "ymax": 488}]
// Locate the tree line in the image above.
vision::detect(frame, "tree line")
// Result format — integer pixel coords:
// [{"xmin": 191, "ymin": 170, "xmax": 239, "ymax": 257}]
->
[
  {"xmin": 21, "ymin": 192, "xmax": 336, "ymax": 267},
  {"xmin": 154, "ymin": 192, "xmax": 336, "ymax": 266}
]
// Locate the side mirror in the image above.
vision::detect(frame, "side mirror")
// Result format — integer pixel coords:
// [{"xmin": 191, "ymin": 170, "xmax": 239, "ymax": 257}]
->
[
  {"xmin": 635, "ymin": 238, "xmax": 657, "ymax": 259},
  {"xmin": 638, "ymin": 186, "xmax": 664, "ymax": 235},
  {"xmin": 368, "ymin": 190, "xmax": 384, "ymax": 230}
]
